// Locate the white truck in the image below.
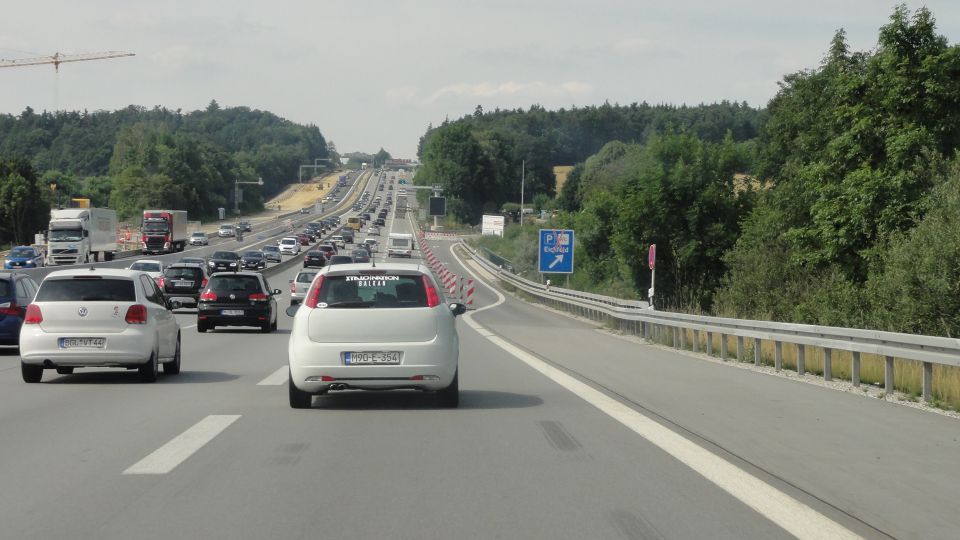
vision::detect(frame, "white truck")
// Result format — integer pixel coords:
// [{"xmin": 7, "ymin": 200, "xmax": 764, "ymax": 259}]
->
[{"xmin": 47, "ymin": 208, "xmax": 119, "ymax": 265}]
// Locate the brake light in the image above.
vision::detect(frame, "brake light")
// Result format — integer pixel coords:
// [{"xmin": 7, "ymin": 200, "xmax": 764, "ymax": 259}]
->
[
  {"xmin": 290, "ymin": 281, "xmax": 297, "ymax": 293},
  {"xmin": 248, "ymin": 292, "xmax": 269, "ymax": 301},
  {"xmin": 157, "ymin": 277, "xmax": 165, "ymax": 288},
  {"xmin": 125, "ymin": 304, "xmax": 148, "ymax": 324},
  {"xmin": 0, "ymin": 300, "xmax": 19, "ymax": 317},
  {"xmin": 200, "ymin": 291, "xmax": 218, "ymax": 301},
  {"xmin": 304, "ymin": 275, "xmax": 325, "ymax": 308},
  {"xmin": 24, "ymin": 304, "xmax": 42, "ymax": 324},
  {"xmin": 422, "ymin": 275, "xmax": 440, "ymax": 308}
]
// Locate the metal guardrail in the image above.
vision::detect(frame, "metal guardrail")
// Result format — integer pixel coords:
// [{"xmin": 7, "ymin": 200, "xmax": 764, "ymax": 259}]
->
[{"xmin": 461, "ymin": 242, "xmax": 954, "ymax": 404}]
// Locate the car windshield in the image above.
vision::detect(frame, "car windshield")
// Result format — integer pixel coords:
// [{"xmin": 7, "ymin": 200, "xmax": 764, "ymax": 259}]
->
[
  {"xmin": 281, "ymin": 239, "xmax": 296, "ymax": 245},
  {"xmin": 180, "ymin": 258, "xmax": 204, "ymax": 265},
  {"xmin": 49, "ymin": 229, "xmax": 82, "ymax": 242},
  {"xmin": 243, "ymin": 251, "xmax": 262, "ymax": 258},
  {"xmin": 9, "ymin": 247, "xmax": 34, "ymax": 257},
  {"xmin": 296, "ymin": 272, "xmax": 317, "ymax": 283},
  {"xmin": 317, "ymin": 274, "xmax": 427, "ymax": 308},
  {"xmin": 129, "ymin": 262, "xmax": 160, "ymax": 272},
  {"xmin": 164, "ymin": 268, "xmax": 201, "ymax": 280},
  {"xmin": 209, "ymin": 275, "xmax": 262, "ymax": 294},
  {"xmin": 212, "ymin": 251, "xmax": 236, "ymax": 259},
  {"xmin": 36, "ymin": 278, "xmax": 136, "ymax": 302},
  {"xmin": 191, "ymin": 232, "xmax": 206, "ymax": 237},
  {"xmin": 262, "ymin": 246, "xmax": 279, "ymax": 252}
]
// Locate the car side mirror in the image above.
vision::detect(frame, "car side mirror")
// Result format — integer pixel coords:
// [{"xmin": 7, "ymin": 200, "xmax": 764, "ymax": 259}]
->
[
  {"xmin": 449, "ymin": 303, "xmax": 467, "ymax": 316},
  {"xmin": 286, "ymin": 305, "xmax": 300, "ymax": 317},
  {"xmin": 272, "ymin": 289, "xmax": 282, "ymax": 295}
]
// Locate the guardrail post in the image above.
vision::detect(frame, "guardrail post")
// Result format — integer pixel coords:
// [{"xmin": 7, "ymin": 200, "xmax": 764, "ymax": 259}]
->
[
  {"xmin": 754, "ymin": 339, "xmax": 762, "ymax": 366},
  {"xmin": 720, "ymin": 335, "xmax": 728, "ymax": 361},
  {"xmin": 672, "ymin": 327, "xmax": 678, "ymax": 348},
  {"xmin": 774, "ymin": 341, "xmax": 783, "ymax": 371},
  {"xmin": 823, "ymin": 348, "xmax": 833, "ymax": 381},
  {"xmin": 736, "ymin": 336, "xmax": 744, "ymax": 362},
  {"xmin": 679, "ymin": 328, "xmax": 687, "ymax": 350},
  {"xmin": 706, "ymin": 332, "xmax": 713, "ymax": 356},
  {"xmin": 692, "ymin": 330, "xmax": 699, "ymax": 353},
  {"xmin": 852, "ymin": 351, "xmax": 861, "ymax": 387},
  {"xmin": 922, "ymin": 362, "xmax": 933, "ymax": 403},
  {"xmin": 797, "ymin": 344, "xmax": 805, "ymax": 375},
  {"xmin": 885, "ymin": 356, "xmax": 895, "ymax": 394}
]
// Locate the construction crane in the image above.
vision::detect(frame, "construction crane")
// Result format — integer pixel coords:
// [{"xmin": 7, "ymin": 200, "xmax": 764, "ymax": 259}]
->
[{"xmin": 0, "ymin": 51, "xmax": 134, "ymax": 72}]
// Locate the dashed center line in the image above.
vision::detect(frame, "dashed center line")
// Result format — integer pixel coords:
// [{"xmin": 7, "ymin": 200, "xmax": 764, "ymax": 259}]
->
[
  {"xmin": 123, "ymin": 415, "xmax": 241, "ymax": 475},
  {"xmin": 257, "ymin": 366, "xmax": 289, "ymax": 386}
]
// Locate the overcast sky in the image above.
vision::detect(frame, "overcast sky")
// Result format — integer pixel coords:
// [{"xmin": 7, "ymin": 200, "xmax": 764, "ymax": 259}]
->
[{"xmin": 1, "ymin": 1, "xmax": 958, "ymax": 158}]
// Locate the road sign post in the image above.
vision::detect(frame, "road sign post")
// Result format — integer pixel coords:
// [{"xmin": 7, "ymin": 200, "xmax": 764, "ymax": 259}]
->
[
  {"xmin": 648, "ymin": 244, "xmax": 656, "ymax": 310},
  {"xmin": 539, "ymin": 229, "xmax": 574, "ymax": 274}
]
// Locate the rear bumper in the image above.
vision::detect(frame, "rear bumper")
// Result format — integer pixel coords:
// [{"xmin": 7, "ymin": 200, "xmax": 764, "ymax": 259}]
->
[
  {"xmin": 198, "ymin": 305, "xmax": 272, "ymax": 327},
  {"xmin": 19, "ymin": 328, "xmax": 153, "ymax": 366}
]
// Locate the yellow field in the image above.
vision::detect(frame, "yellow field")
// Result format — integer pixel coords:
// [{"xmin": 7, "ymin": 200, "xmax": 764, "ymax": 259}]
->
[{"xmin": 264, "ymin": 171, "xmax": 342, "ymax": 211}]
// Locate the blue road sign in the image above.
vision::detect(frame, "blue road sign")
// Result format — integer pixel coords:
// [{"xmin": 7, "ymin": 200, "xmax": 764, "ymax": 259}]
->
[{"xmin": 539, "ymin": 229, "xmax": 574, "ymax": 274}]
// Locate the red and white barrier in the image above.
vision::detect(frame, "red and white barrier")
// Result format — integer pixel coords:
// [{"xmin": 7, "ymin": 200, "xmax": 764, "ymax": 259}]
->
[{"xmin": 464, "ymin": 279, "xmax": 475, "ymax": 307}]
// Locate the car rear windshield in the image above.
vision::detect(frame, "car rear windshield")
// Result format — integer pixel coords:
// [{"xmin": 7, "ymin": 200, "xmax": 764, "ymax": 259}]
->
[
  {"xmin": 0, "ymin": 279, "xmax": 11, "ymax": 297},
  {"xmin": 244, "ymin": 251, "xmax": 263, "ymax": 258},
  {"xmin": 209, "ymin": 275, "xmax": 262, "ymax": 294},
  {"xmin": 164, "ymin": 267, "xmax": 202, "ymax": 280},
  {"xmin": 212, "ymin": 251, "xmax": 236, "ymax": 259},
  {"xmin": 130, "ymin": 262, "xmax": 161, "ymax": 272},
  {"xmin": 191, "ymin": 232, "xmax": 206, "ymax": 237},
  {"xmin": 262, "ymin": 246, "xmax": 279, "ymax": 252},
  {"xmin": 317, "ymin": 274, "xmax": 427, "ymax": 308},
  {"xmin": 296, "ymin": 272, "xmax": 317, "ymax": 283},
  {"xmin": 36, "ymin": 278, "xmax": 136, "ymax": 302}
]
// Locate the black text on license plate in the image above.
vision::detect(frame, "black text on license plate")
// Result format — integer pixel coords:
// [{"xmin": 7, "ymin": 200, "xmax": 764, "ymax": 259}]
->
[
  {"xmin": 221, "ymin": 309, "xmax": 244, "ymax": 316},
  {"xmin": 344, "ymin": 351, "xmax": 401, "ymax": 365},
  {"xmin": 59, "ymin": 337, "xmax": 105, "ymax": 349}
]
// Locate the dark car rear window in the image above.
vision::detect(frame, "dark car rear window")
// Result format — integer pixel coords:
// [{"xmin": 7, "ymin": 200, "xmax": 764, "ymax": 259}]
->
[
  {"xmin": 164, "ymin": 267, "xmax": 203, "ymax": 280},
  {"xmin": 328, "ymin": 255, "xmax": 353, "ymax": 265},
  {"xmin": 208, "ymin": 275, "xmax": 262, "ymax": 294},
  {"xmin": 317, "ymin": 274, "xmax": 427, "ymax": 308},
  {"xmin": 36, "ymin": 278, "xmax": 136, "ymax": 302},
  {"xmin": 0, "ymin": 279, "xmax": 11, "ymax": 297},
  {"xmin": 212, "ymin": 251, "xmax": 237, "ymax": 259}
]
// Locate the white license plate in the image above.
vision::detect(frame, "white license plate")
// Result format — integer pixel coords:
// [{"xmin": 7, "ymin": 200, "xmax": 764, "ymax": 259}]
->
[
  {"xmin": 59, "ymin": 337, "xmax": 105, "ymax": 349},
  {"xmin": 344, "ymin": 351, "xmax": 401, "ymax": 365},
  {"xmin": 221, "ymin": 309, "xmax": 244, "ymax": 316},
  {"xmin": 174, "ymin": 281, "xmax": 194, "ymax": 288}
]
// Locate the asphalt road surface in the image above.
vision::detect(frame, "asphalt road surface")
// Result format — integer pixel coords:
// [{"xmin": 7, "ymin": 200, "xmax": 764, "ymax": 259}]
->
[{"xmin": 0, "ymin": 182, "xmax": 957, "ymax": 539}]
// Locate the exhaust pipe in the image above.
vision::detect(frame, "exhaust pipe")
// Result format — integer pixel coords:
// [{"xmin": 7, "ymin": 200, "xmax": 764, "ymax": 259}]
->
[{"xmin": 329, "ymin": 383, "xmax": 347, "ymax": 391}]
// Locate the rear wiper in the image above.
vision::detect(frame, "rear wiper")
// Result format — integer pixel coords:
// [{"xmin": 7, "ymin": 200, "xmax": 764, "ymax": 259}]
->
[{"xmin": 325, "ymin": 301, "xmax": 374, "ymax": 308}]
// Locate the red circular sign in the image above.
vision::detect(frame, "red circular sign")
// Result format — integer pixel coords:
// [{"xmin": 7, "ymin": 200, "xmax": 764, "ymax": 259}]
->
[{"xmin": 648, "ymin": 244, "xmax": 656, "ymax": 270}]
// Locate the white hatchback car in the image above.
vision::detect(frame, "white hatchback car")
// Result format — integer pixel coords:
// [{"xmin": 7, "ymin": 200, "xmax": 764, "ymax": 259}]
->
[
  {"xmin": 286, "ymin": 263, "xmax": 465, "ymax": 408},
  {"xmin": 128, "ymin": 259, "xmax": 164, "ymax": 280},
  {"xmin": 19, "ymin": 269, "xmax": 182, "ymax": 383},
  {"xmin": 279, "ymin": 237, "xmax": 300, "ymax": 255}
]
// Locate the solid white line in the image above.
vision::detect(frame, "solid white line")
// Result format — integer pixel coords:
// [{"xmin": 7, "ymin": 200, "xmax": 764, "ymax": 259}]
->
[
  {"xmin": 123, "ymin": 415, "xmax": 241, "ymax": 475},
  {"xmin": 257, "ymin": 366, "xmax": 288, "ymax": 386},
  {"xmin": 449, "ymin": 245, "xmax": 862, "ymax": 540},
  {"xmin": 181, "ymin": 324, "xmax": 196, "ymax": 330}
]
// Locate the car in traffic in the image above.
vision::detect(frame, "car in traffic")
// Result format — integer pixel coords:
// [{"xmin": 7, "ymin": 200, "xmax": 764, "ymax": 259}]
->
[
  {"xmin": 261, "ymin": 245, "xmax": 282, "ymax": 263},
  {"xmin": 296, "ymin": 233, "xmax": 312, "ymax": 246},
  {"xmin": 188, "ymin": 231, "xmax": 209, "ymax": 246},
  {"xmin": 375, "ymin": 217, "xmax": 386, "ymax": 227},
  {"xmin": 207, "ymin": 250, "xmax": 241, "ymax": 273},
  {"xmin": 0, "ymin": 272, "xmax": 40, "ymax": 349},
  {"xmin": 5, "ymin": 246, "xmax": 45, "ymax": 269},
  {"xmin": 302, "ymin": 250, "xmax": 326, "ymax": 268},
  {"xmin": 351, "ymin": 249, "xmax": 371, "ymax": 264},
  {"xmin": 317, "ymin": 244, "xmax": 337, "ymax": 259},
  {"xmin": 286, "ymin": 263, "xmax": 465, "ymax": 408},
  {"xmin": 19, "ymin": 268, "xmax": 182, "ymax": 382},
  {"xmin": 158, "ymin": 263, "xmax": 207, "ymax": 308},
  {"xmin": 279, "ymin": 237, "xmax": 301, "ymax": 255},
  {"xmin": 289, "ymin": 270, "xmax": 318, "ymax": 306},
  {"xmin": 366, "ymin": 226, "xmax": 380, "ymax": 236},
  {"xmin": 326, "ymin": 255, "xmax": 354, "ymax": 267},
  {"xmin": 218, "ymin": 223, "xmax": 236, "ymax": 237},
  {"xmin": 128, "ymin": 259, "xmax": 164, "ymax": 280},
  {"xmin": 237, "ymin": 221, "xmax": 252, "ymax": 232},
  {"xmin": 363, "ymin": 238, "xmax": 379, "ymax": 253},
  {"xmin": 387, "ymin": 233, "xmax": 414, "ymax": 258},
  {"xmin": 241, "ymin": 250, "xmax": 267, "ymax": 270},
  {"xmin": 329, "ymin": 235, "xmax": 345, "ymax": 249},
  {"xmin": 197, "ymin": 271, "xmax": 280, "ymax": 333},
  {"xmin": 178, "ymin": 257, "xmax": 207, "ymax": 269},
  {"xmin": 340, "ymin": 228, "xmax": 355, "ymax": 244}
]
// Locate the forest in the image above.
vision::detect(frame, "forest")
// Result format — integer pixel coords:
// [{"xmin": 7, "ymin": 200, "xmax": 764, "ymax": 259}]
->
[{"xmin": 422, "ymin": 6, "xmax": 960, "ymax": 337}]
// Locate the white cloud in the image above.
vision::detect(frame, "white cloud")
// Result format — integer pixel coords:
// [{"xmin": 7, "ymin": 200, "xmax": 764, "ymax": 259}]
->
[
  {"xmin": 385, "ymin": 85, "xmax": 419, "ymax": 104},
  {"xmin": 426, "ymin": 81, "xmax": 594, "ymax": 103}
]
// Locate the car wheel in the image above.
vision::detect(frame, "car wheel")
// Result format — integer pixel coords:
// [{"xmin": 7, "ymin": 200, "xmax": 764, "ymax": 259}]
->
[
  {"xmin": 197, "ymin": 321, "xmax": 209, "ymax": 333},
  {"xmin": 271, "ymin": 315, "xmax": 278, "ymax": 331},
  {"xmin": 163, "ymin": 335, "xmax": 181, "ymax": 375},
  {"xmin": 21, "ymin": 363, "xmax": 43, "ymax": 383},
  {"xmin": 260, "ymin": 319, "xmax": 272, "ymax": 333},
  {"xmin": 437, "ymin": 370, "xmax": 459, "ymax": 408},
  {"xmin": 56, "ymin": 367, "xmax": 74, "ymax": 375},
  {"xmin": 139, "ymin": 352, "xmax": 158, "ymax": 383},
  {"xmin": 289, "ymin": 370, "xmax": 313, "ymax": 409}
]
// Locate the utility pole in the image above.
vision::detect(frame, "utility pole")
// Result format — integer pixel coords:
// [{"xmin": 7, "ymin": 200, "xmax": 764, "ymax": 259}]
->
[{"xmin": 520, "ymin": 159, "xmax": 525, "ymax": 227}]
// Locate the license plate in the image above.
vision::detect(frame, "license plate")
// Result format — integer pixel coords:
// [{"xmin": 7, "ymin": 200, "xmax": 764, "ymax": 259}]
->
[
  {"xmin": 59, "ymin": 337, "xmax": 105, "ymax": 349},
  {"xmin": 343, "ymin": 351, "xmax": 401, "ymax": 365},
  {"xmin": 174, "ymin": 281, "xmax": 193, "ymax": 287},
  {"xmin": 222, "ymin": 309, "xmax": 244, "ymax": 316}
]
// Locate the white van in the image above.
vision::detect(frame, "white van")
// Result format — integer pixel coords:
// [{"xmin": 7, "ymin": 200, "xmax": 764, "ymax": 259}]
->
[{"xmin": 387, "ymin": 233, "xmax": 414, "ymax": 258}]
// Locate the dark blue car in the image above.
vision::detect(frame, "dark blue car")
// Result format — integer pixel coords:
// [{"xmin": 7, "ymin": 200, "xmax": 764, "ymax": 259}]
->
[
  {"xmin": 0, "ymin": 273, "xmax": 41, "ymax": 347},
  {"xmin": 4, "ymin": 246, "xmax": 44, "ymax": 269}
]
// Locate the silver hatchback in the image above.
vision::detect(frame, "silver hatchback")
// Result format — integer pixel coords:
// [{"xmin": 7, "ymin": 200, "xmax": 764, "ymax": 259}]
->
[{"xmin": 289, "ymin": 270, "xmax": 318, "ymax": 306}]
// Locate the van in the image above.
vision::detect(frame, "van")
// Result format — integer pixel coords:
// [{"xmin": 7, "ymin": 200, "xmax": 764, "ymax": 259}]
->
[{"xmin": 387, "ymin": 233, "xmax": 414, "ymax": 258}]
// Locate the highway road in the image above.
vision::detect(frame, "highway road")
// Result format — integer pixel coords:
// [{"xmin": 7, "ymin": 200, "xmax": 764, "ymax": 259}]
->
[{"xmin": 0, "ymin": 172, "xmax": 957, "ymax": 539}]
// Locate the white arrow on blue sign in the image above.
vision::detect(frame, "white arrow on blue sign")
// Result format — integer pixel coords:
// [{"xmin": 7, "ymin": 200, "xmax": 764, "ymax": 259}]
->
[{"xmin": 539, "ymin": 229, "xmax": 574, "ymax": 274}]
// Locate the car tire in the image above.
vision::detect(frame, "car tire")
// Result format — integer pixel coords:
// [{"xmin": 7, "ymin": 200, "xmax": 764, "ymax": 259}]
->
[
  {"xmin": 271, "ymin": 315, "xmax": 278, "ymax": 331},
  {"xmin": 163, "ymin": 335, "xmax": 181, "ymax": 375},
  {"xmin": 289, "ymin": 370, "xmax": 312, "ymax": 409},
  {"xmin": 197, "ymin": 321, "xmax": 209, "ymax": 333},
  {"xmin": 260, "ymin": 319, "xmax": 272, "ymax": 333},
  {"xmin": 139, "ymin": 352, "xmax": 158, "ymax": 383},
  {"xmin": 56, "ymin": 367, "xmax": 74, "ymax": 375},
  {"xmin": 22, "ymin": 363, "xmax": 43, "ymax": 383},
  {"xmin": 437, "ymin": 370, "xmax": 459, "ymax": 408}
]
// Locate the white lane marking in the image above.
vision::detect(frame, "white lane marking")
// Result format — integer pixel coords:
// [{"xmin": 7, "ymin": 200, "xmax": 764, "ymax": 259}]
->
[
  {"xmin": 181, "ymin": 324, "xmax": 196, "ymax": 330},
  {"xmin": 449, "ymin": 245, "xmax": 862, "ymax": 540},
  {"xmin": 257, "ymin": 366, "xmax": 288, "ymax": 386},
  {"xmin": 123, "ymin": 415, "xmax": 241, "ymax": 475}
]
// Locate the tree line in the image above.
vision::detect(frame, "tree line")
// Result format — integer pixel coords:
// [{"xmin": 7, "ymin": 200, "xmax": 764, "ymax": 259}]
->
[{"xmin": 421, "ymin": 6, "xmax": 960, "ymax": 337}]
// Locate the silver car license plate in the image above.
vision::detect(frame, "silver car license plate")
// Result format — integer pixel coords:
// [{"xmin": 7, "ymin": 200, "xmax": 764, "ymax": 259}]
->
[
  {"xmin": 59, "ymin": 337, "xmax": 106, "ymax": 349},
  {"xmin": 222, "ymin": 309, "xmax": 244, "ymax": 316},
  {"xmin": 174, "ymin": 281, "xmax": 194, "ymax": 287},
  {"xmin": 343, "ymin": 351, "xmax": 401, "ymax": 365}
]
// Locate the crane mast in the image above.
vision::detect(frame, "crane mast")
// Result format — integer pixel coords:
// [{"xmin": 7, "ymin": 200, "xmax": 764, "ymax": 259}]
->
[{"xmin": 0, "ymin": 51, "xmax": 134, "ymax": 72}]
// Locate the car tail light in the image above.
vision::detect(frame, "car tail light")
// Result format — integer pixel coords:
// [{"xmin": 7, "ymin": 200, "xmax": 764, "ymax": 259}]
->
[
  {"xmin": 248, "ymin": 292, "xmax": 269, "ymax": 301},
  {"xmin": 200, "ymin": 291, "xmax": 218, "ymax": 301},
  {"xmin": 157, "ymin": 277, "xmax": 165, "ymax": 288},
  {"xmin": 0, "ymin": 300, "xmax": 19, "ymax": 317},
  {"xmin": 125, "ymin": 304, "xmax": 148, "ymax": 324},
  {"xmin": 422, "ymin": 275, "xmax": 440, "ymax": 308},
  {"xmin": 304, "ymin": 276, "xmax": 326, "ymax": 308},
  {"xmin": 290, "ymin": 281, "xmax": 297, "ymax": 293},
  {"xmin": 24, "ymin": 304, "xmax": 42, "ymax": 324}
]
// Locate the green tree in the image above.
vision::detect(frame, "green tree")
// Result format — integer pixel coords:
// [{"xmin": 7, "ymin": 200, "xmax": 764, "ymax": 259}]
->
[{"xmin": 0, "ymin": 158, "xmax": 49, "ymax": 244}]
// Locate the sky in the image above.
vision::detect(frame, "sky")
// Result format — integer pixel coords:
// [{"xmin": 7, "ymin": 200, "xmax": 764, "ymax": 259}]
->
[{"xmin": 1, "ymin": 1, "xmax": 959, "ymax": 158}]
